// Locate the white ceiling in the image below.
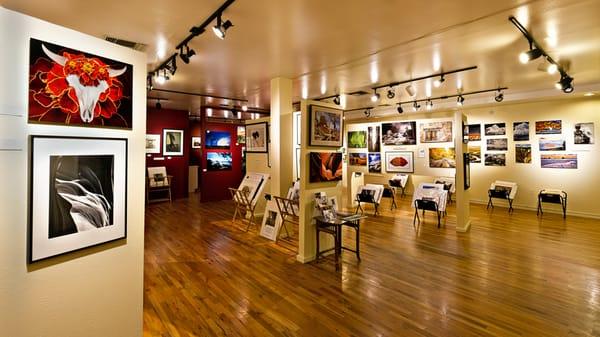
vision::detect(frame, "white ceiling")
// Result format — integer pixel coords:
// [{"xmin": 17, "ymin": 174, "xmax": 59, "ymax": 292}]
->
[{"xmin": 2, "ymin": 0, "xmax": 599, "ymax": 114}]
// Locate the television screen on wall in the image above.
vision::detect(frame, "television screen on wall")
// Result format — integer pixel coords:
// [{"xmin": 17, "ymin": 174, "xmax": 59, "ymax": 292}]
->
[{"xmin": 205, "ymin": 130, "xmax": 231, "ymax": 149}]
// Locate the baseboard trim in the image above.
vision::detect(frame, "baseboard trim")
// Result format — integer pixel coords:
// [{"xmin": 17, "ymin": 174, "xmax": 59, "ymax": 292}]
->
[
  {"xmin": 469, "ymin": 199, "xmax": 600, "ymax": 219},
  {"xmin": 296, "ymin": 254, "xmax": 315, "ymax": 264},
  {"xmin": 456, "ymin": 219, "xmax": 471, "ymax": 233}
]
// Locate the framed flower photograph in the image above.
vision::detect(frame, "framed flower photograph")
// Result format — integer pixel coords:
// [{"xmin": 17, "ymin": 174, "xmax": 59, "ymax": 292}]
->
[
  {"xmin": 29, "ymin": 136, "xmax": 127, "ymax": 262},
  {"xmin": 246, "ymin": 122, "xmax": 268, "ymax": 153},
  {"xmin": 163, "ymin": 129, "xmax": 184, "ymax": 156},
  {"xmin": 309, "ymin": 105, "xmax": 343, "ymax": 147},
  {"xmin": 28, "ymin": 38, "xmax": 133, "ymax": 129}
]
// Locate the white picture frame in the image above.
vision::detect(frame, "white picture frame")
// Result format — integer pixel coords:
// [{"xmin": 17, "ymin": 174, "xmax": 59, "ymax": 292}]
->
[
  {"xmin": 145, "ymin": 134, "xmax": 160, "ymax": 154},
  {"xmin": 385, "ymin": 151, "xmax": 414, "ymax": 173},
  {"xmin": 163, "ymin": 129, "xmax": 184, "ymax": 156},
  {"xmin": 191, "ymin": 136, "xmax": 202, "ymax": 149},
  {"xmin": 260, "ymin": 201, "xmax": 283, "ymax": 241},
  {"xmin": 29, "ymin": 136, "xmax": 127, "ymax": 262},
  {"xmin": 246, "ymin": 122, "xmax": 269, "ymax": 153}
]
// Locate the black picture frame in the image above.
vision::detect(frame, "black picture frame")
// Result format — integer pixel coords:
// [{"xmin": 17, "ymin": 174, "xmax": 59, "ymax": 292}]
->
[
  {"xmin": 463, "ymin": 153, "xmax": 470, "ymax": 190},
  {"xmin": 308, "ymin": 105, "xmax": 344, "ymax": 147},
  {"xmin": 245, "ymin": 122, "xmax": 269, "ymax": 153},
  {"xmin": 29, "ymin": 136, "xmax": 128, "ymax": 263}
]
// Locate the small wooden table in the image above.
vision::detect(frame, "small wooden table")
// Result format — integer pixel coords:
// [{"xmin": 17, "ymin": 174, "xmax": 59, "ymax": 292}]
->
[{"xmin": 315, "ymin": 213, "xmax": 364, "ymax": 270}]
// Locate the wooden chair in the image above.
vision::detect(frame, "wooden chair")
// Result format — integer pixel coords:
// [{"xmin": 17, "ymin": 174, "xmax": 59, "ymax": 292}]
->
[
  {"xmin": 146, "ymin": 167, "xmax": 173, "ymax": 204},
  {"xmin": 229, "ymin": 187, "xmax": 257, "ymax": 231},
  {"xmin": 413, "ymin": 198, "xmax": 441, "ymax": 228},
  {"xmin": 273, "ymin": 196, "xmax": 300, "ymax": 239}
]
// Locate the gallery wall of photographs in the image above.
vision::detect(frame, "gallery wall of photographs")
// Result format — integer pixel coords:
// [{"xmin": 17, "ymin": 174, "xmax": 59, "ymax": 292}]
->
[{"xmin": 346, "ymin": 118, "xmax": 456, "ymax": 176}]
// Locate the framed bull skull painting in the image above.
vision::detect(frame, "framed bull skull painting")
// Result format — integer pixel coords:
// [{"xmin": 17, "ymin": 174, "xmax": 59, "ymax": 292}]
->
[
  {"xmin": 29, "ymin": 136, "xmax": 128, "ymax": 262},
  {"xmin": 28, "ymin": 38, "xmax": 133, "ymax": 129}
]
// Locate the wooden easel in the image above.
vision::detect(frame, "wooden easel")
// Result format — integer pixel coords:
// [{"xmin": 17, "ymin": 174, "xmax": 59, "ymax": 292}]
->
[{"xmin": 229, "ymin": 187, "xmax": 257, "ymax": 231}]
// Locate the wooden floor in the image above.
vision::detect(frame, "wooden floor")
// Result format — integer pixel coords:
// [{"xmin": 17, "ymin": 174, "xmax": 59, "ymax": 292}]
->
[{"xmin": 144, "ymin": 195, "xmax": 600, "ymax": 337}]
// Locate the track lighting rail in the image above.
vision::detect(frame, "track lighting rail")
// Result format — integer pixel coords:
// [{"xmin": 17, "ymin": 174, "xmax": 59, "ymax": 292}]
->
[{"xmin": 370, "ymin": 66, "xmax": 478, "ymax": 91}]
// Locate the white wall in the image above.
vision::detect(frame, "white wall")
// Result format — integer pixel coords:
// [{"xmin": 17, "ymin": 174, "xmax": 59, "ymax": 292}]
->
[
  {"xmin": 0, "ymin": 7, "xmax": 146, "ymax": 337},
  {"xmin": 344, "ymin": 96, "xmax": 600, "ymax": 218}
]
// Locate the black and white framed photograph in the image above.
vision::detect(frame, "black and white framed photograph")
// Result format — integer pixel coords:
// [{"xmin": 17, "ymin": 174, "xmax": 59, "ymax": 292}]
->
[
  {"xmin": 574, "ymin": 122, "xmax": 594, "ymax": 144},
  {"xmin": 163, "ymin": 129, "xmax": 184, "ymax": 156},
  {"xmin": 259, "ymin": 201, "xmax": 283, "ymax": 241},
  {"xmin": 29, "ymin": 136, "xmax": 127, "ymax": 262},
  {"xmin": 145, "ymin": 134, "xmax": 160, "ymax": 154},
  {"xmin": 246, "ymin": 122, "xmax": 269, "ymax": 153},
  {"xmin": 191, "ymin": 136, "xmax": 202, "ymax": 149}
]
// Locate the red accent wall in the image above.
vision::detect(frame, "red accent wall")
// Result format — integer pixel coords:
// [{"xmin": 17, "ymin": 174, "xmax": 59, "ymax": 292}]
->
[
  {"xmin": 200, "ymin": 122, "xmax": 244, "ymax": 202},
  {"xmin": 146, "ymin": 108, "xmax": 190, "ymax": 199}
]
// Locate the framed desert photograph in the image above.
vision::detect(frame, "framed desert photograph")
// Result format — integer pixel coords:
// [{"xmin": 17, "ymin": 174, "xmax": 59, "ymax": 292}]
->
[
  {"xmin": 420, "ymin": 121, "xmax": 452, "ymax": 143},
  {"xmin": 385, "ymin": 151, "xmax": 414, "ymax": 173},
  {"xmin": 145, "ymin": 134, "xmax": 160, "ymax": 154},
  {"xmin": 382, "ymin": 121, "xmax": 417, "ymax": 145},
  {"xmin": 347, "ymin": 131, "xmax": 367, "ymax": 148},
  {"xmin": 539, "ymin": 138, "xmax": 566, "ymax": 151},
  {"xmin": 349, "ymin": 153, "xmax": 367, "ymax": 166},
  {"xmin": 367, "ymin": 126, "xmax": 380, "ymax": 152},
  {"xmin": 541, "ymin": 154, "xmax": 577, "ymax": 169},
  {"xmin": 28, "ymin": 38, "xmax": 133, "ymax": 129},
  {"xmin": 163, "ymin": 129, "xmax": 184, "ymax": 156},
  {"xmin": 309, "ymin": 105, "xmax": 343, "ymax": 147},
  {"xmin": 429, "ymin": 147, "xmax": 456, "ymax": 168},
  {"xmin": 246, "ymin": 122, "xmax": 268, "ymax": 153},
  {"xmin": 309, "ymin": 152, "xmax": 343, "ymax": 183},
  {"xmin": 29, "ymin": 136, "xmax": 127, "ymax": 262},
  {"xmin": 468, "ymin": 145, "xmax": 481, "ymax": 163},
  {"xmin": 536, "ymin": 120, "xmax": 562, "ymax": 134},
  {"xmin": 191, "ymin": 136, "xmax": 202, "ymax": 149}
]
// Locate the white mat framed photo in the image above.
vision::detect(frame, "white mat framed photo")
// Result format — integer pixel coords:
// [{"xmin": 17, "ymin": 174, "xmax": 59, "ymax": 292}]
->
[
  {"xmin": 260, "ymin": 201, "xmax": 283, "ymax": 241},
  {"xmin": 29, "ymin": 136, "xmax": 127, "ymax": 262}
]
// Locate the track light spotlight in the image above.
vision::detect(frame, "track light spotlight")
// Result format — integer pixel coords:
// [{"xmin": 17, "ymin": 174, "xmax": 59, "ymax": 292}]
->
[
  {"xmin": 364, "ymin": 109, "xmax": 371, "ymax": 118},
  {"xmin": 556, "ymin": 74, "xmax": 574, "ymax": 93},
  {"xmin": 547, "ymin": 62, "xmax": 558, "ymax": 75},
  {"xmin": 412, "ymin": 101, "xmax": 420, "ymax": 111},
  {"xmin": 213, "ymin": 14, "xmax": 233, "ymax": 40},
  {"xmin": 494, "ymin": 90, "xmax": 504, "ymax": 102},
  {"xmin": 146, "ymin": 75, "xmax": 154, "ymax": 91},
  {"xmin": 433, "ymin": 74, "xmax": 445, "ymax": 88},
  {"xmin": 397, "ymin": 104, "xmax": 403, "ymax": 114},
  {"xmin": 457, "ymin": 95, "xmax": 465, "ymax": 106},
  {"xmin": 155, "ymin": 70, "xmax": 168, "ymax": 85},
  {"xmin": 519, "ymin": 48, "xmax": 543, "ymax": 64},
  {"xmin": 155, "ymin": 99, "xmax": 162, "ymax": 110},
  {"xmin": 371, "ymin": 90, "xmax": 380, "ymax": 102},
  {"xmin": 333, "ymin": 95, "xmax": 341, "ymax": 105},
  {"xmin": 241, "ymin": 104, "xmax": 248, "ymax": 111},
  {"xmin": 406, "ymin": 84, "xmax": 416, "ymax": 97},
  {"xmin": 387, "ymin": 87, "xmax": 396, "ymax": 99},
  {"xmin": 179, "ymin": 44, "xmax": 196, "ymax": 64},
  {"xmin": 426, "ymin": 100, "xmax": 433, "ymax": 110}
]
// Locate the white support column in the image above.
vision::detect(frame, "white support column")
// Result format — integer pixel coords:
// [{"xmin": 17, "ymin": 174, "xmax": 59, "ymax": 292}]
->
[
  {"xmin": 454, "ymin": 111, "xmax": 471, "ymax": 232},
  {"xmin": 270, "ymin": 77, "xmax": 293, "ymax": 197}
]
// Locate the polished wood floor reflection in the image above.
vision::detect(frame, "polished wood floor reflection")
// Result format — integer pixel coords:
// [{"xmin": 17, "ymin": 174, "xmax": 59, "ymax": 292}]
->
[{"xmin": 144, "ymin": 195, "xmax": 600, "ymax": 337}]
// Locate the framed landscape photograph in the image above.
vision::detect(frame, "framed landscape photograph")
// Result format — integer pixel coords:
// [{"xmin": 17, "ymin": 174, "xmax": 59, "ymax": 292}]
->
[
  {"xmin": 207, "ymin": 152, "xmax": 232, "ymax": 171},
  {"xmin": 29, "ymin": 136, "xmax": 127, "ymax": 262},
  {"xmin": 349, "ymin": 153, "xmax": 367, "ymax": 166},
  {"xmin": 368, "ymin": 126, "xmax": 381, "ymax": 152},
  {"xmin": 539, "ymin": 138, "xmax": 566, "ymax": 151},
  {"xmin": 536, "ymin": 120, "xmax": 562, "ymax": 134},
  {"xmin": 347, "ymin": 131, "xmax": 367, "ymax": 148},
  {"xmin": 513, "ymin": 121, "xmax": 530, "ymax": 141},
  {"xmin": 515, "ymin": 144, "xmax": 532, "ymax": 163},
  {"xmin": 484, "ymin": 123, "xmax": 506, "ymax": 136},
  {"xmin": 468, "ymin": 145, "xmax": 481, "ymax": 163},
  {"xmin": 429, "ymin": 148, "xmax": 456, "ymax": 168},
  {"xmin": 485, "ymin": 153, "xmax": 506, "ymax": 166},
  {"xmin": 309, "ymin": 105, "xmax": 343, "ymax": 147},
  {"xmin": 246, "ymin": 122, "xmax": 268, "ymax": 153},
  {"xmin": 368, "ymin": 153, "xmax": 381, "ymax": 173},
  {"xmin": 145, "ymin": 134, "xmax": 160, "ymax": 154},
  {"xmin": 28, "ymin": 38, "xmax": 133, "ymax": 129},
  {"xmin": 385, "ymin": 151, "xmax": 414, "ymax": 173},
  {"xmin": 541, "ymin": 154, "xmax": 577, "ymax": 169},
  {"xmin": 468, "ymin": 124, "xmax": 481, "ymax": 141},
  {"xmin": 205, "ymin": 130, "xmax": 231, "ymax": 150},
  {"xmin": 163, "ymin": 129, "xmax": 184, "ymax": 156},
  {"xmin": 191, "ymin": 136, "xmax": 202, "ymax": 149},
  {"xmin": 309, "ymin": 152, "xmax": 343, "ymax": 183},
  {"xmin": 420, "ymin": 121, "xmax": 452, "ymax": 143},
  {"xmin": 487, "ymin": 138, "xmax": 508, "ymax": 151},
  {"xmin": 382, "ymin": 121, "xmax": 417, "ymax": 145},
  {"xmin": 574, "ymin": 122, "xmax": 594, "ymax": 144}
]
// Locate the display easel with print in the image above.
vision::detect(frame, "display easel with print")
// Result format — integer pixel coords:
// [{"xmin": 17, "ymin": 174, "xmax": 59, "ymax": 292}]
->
[{"xmin": 537, "ymin": 189, "xmax": 567, "ymax": 218}]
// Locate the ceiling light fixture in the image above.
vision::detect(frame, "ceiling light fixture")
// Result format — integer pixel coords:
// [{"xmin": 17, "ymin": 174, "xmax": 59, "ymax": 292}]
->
[
  {"xmin": 584, "ymin": 92, "xmax": 595, "ymax": 97},
  {"xmin": 179, "ymin": 44, "xmax": 196, "ymax": 64},
  {"xmin": 371, "ymin": 90, "xmax": 380, "ymax": 102},
  {"xmin": 457, "ymin": 95, "xmax": 465, "ymax": 106},
  {"xmin": 433, "ymin": 74, "xmax": 445, "ymax": 88},
  {"xmin": 519, "ymin": 47, "xmax": 543, "ymax": 64},
  {"xmin": 555, "ymin": 74, "xmax": 574, "ymax": 93},
  {"xmin": 397, "ymin": 104, "xmax": 403, "ymax": 114},
  {"xmin": 237, "ymin": 110, "xmax": 242, "ymax": 119},
  {"xmin": 155, "ymin": 99, "xmax": 162, "ymax": 109},
  {"xmin": 213, "ymin": 14, "xmax": 233, "ymax": 40},
  {"xmin": 547, "ymin": 62, "xmax": 558, "ymax": 75},
  {"xmin": 405, "ymin": 84, "xmax": 416, "ymax": 97},
  {"xmin": 155, "ymin": 70, "xmax": 168, "ymax": 85},
  {"xmin": 333, "ymin": 95, "xmax": 341, "ymax": 105},
  {"xmin": 495, "ymin": 90, "xmax": 504, "ymax": 102},
  {"xmin": 413, "ymin": 101, "xmax": 420, "ymax": 111},
  {"xmin": 241, "ymin": 104, "xmax": 248, "ymax": 111},
  {"xmin": 426, "ymin": 100, "xmax": 433, "ymax": 110},
  {"xmin": 387, "ymin": 87, "xmax": 396, "ymax": 99},
  {"xmin": 364, "ymin": 109, "xmax": 371, "ymax": 118}
]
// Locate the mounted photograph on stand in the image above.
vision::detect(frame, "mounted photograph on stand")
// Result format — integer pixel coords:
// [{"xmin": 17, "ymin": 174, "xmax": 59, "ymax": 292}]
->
[
  {"xmin": 309, "ymin": 105, "xmax": 343, "ymax": 147},
  {"xmin": 28, "ymin": 38, "xmax": 133, "ymax": 129},
  {"xmin": 382, "ymin": 122, "xmax": 417, "ymax": 145},
  {"xmin": 309, "ymin": 152, "xmax": 343, "ymax": 183},
  {"xmin": 245, "ymin": 122, "xmax": 268, "ymax": 153},
  {"xmin": 163, "ymin": 129, "xmax": 184, "ymax": 156},
  {"xmin": 385, "ymin": 151, "xmax": 414, "ymax": 173},
  {"xmin": 29, "ymin": 136, "xmax": 127, "ymax": 262}
]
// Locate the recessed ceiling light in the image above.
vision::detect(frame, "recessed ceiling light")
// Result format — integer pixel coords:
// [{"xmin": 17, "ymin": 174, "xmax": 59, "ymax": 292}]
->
[{"xmin": 584, "ymin": 92, "xmax": 595, "ymax": 97}]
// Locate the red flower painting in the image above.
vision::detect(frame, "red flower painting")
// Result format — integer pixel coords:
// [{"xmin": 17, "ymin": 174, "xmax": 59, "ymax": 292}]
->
[{"xmin": 28, "ymin": 38, "xmax": 133, "ymax": 128}]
